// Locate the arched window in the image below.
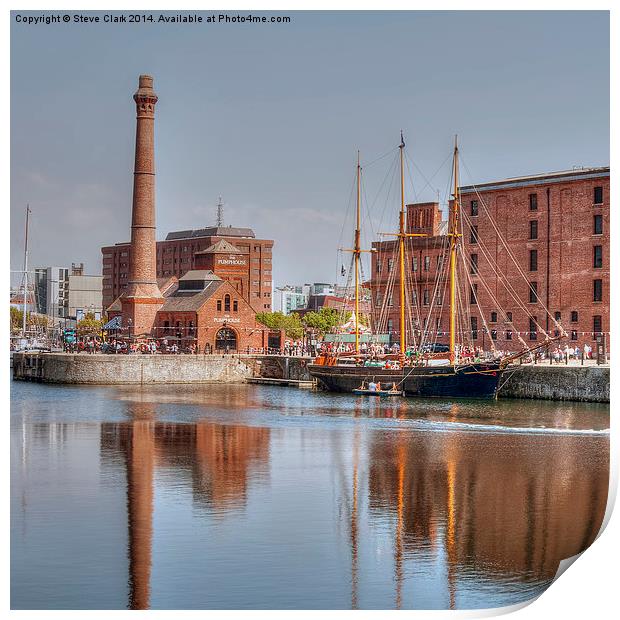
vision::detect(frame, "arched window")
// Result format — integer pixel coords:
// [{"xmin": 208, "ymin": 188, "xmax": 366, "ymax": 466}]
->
[{"xmin": 224, "ymin": 295, "xmax": 231, "ymax": 312}]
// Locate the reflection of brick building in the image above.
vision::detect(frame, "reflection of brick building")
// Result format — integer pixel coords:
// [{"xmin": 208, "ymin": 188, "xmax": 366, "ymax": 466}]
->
[
  {"xmin": 102, "ymin": 227, "xmax": 273, "ymax": 314},
  {"xmin": 371, "ymin": 167, "xmax": 610, "ymax": 352}
]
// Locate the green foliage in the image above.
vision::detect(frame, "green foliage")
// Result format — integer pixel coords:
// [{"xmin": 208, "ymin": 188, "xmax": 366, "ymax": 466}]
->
[
  {"xmin": 10, "ymin": 307, "xmax": 49, "ymax": 332},
  {"xmin": 10, "ymin": 307, "xmax": 23, "ymax": 330},
  {"xmin": 302, "ymin": 306, "xmax": 342, "ymax": 335},
  {"xmin": 77, "ymin": 312, "xmax": 104, "ymax": 336},
  {"xmin": 256, "ymin": 311, "xmax": 304, "ymax": 339}
]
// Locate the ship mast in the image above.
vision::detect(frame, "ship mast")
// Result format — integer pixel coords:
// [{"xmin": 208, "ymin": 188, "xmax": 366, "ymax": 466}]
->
[
  {"xmin": 22, "ymin": 204, "xmax": 31, "ymax": 336},
  {"xmin": 448, "ymin": 137, "xmax": 461, "ymax": 363},
  {"xmin": 398, "ymin": 133, "xmax": 407, "ymax": 356},
  {"xmin": 354, "ymin": 151, "xmax": 361, "ymax": 354}
]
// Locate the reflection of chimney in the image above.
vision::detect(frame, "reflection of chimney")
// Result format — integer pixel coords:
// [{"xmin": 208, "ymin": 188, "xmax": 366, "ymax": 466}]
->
[
  {"xmin": 121, "ymin": 74, "xmax": 163, "ymax": 336},
  {"xmin": 126, "ymin": 416, "xmax": 155, "ymax": 610}
]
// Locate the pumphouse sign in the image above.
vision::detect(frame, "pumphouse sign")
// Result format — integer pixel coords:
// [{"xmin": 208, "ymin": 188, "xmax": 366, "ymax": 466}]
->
[{"xmin": 217, "ymin": 255, "xmax": 246, "ymax": 266}]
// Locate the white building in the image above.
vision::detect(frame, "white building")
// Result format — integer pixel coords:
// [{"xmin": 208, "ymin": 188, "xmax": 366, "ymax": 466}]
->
[
  {"xmin": 34, "ymin": 263, "xmax": 103, "ymax": 320},
  {"xmin": 274, "ymin": 285, "xmax": 310, "ymax": 315}
]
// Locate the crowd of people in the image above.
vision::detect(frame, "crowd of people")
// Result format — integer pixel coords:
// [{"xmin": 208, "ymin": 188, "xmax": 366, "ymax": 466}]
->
[{"xmin": 58, "ymin": 335, "xmax": 599, "ymax": 364}]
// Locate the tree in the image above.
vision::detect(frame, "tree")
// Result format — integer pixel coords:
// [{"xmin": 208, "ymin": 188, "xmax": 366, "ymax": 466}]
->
[
  {"xmin": 255, "ymin": 311, "xmax": 304, "ymax": 339},
  {"xmin": 77, "ymin": 312, "xmax": 104, "ymax": 336},
  {"xmin": 10, "ymin": 307, "xmax": 23, "ymax": 331},
  {"xmin": 302, "ymin": 306, "xmax": 342, "ymax": 335}
]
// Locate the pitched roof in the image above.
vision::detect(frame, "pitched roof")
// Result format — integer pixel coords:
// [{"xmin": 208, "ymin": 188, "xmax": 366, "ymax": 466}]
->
[
  {"xmin": 196, "ymin": 239, "xmax": 245, "ymax": 254},
  {"xmin": 178, "ymin": 270, "xmax": 222, "ymax": 282},
  {"xmin": 159, "ymin": 280, "xmax": 224, "ymax": 312}
]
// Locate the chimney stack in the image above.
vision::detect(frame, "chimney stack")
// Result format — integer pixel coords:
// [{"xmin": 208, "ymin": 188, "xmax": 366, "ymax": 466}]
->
[{"xmin": 121, "ymin": 74, "xmax": 163, "ymax": 336}]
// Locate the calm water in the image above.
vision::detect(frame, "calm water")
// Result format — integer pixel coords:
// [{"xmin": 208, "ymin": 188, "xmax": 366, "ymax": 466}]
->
[{"xmin": 11, "ymin": 380, "xmax": 609, "ymax": 610}]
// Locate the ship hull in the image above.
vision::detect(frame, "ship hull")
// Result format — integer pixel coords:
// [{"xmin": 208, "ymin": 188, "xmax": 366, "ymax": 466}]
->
[{"xmin": 308, "ymin": 362, "xmax": 503, "ymax": 399}]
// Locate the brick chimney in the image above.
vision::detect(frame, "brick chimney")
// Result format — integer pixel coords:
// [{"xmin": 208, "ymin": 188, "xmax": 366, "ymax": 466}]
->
[{"xmin": 121, "ymin": 75, "xmax": 164, "ymax": 336}]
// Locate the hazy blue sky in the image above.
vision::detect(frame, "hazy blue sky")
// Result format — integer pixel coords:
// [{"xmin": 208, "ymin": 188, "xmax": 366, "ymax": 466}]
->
[{"xmin": 10, "ymin": 10, "xmax": 609, "ymax": 288}]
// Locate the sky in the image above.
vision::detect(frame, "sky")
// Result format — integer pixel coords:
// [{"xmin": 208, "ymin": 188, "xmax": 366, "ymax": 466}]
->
[{"xmin": 10, "ymin": 10, "xmax": 609, "ymax": 290}]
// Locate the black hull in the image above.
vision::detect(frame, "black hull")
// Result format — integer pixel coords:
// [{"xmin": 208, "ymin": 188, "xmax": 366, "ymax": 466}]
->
[{"xmin": 308, "ymin": 363, "xmax": 503, "ymax": 399}]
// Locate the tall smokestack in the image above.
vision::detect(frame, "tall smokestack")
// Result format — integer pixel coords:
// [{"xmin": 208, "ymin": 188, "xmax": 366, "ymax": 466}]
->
[{"xmin": 121, "ymin": 74, "xmax": 163, "ymax": 336}]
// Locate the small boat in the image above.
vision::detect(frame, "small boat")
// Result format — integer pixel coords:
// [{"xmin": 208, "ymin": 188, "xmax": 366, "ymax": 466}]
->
[{"xmin": 353, "ymin": 381, "xmax": 403, "ymax": 397}]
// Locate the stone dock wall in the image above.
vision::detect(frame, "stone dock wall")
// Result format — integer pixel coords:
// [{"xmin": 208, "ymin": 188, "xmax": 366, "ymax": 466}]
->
[
  {"xmin": 497, "ymin": 364, "xmax": 609, "ymax": 403},
  {"xmin": 11, "ymin": 352, "xmax": 313, "ymax": 386},
  {"xmin": 12, "ymin": 353, "xmax": 609, "ymax": 402}
]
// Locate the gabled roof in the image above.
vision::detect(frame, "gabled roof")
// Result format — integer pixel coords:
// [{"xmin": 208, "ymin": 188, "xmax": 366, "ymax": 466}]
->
[
  {"xmin": 196, "ymin": 239, "xmax": 245, "ymax": 255},
  {"xmin": 178, "ymin": 270, "xmax": 222, "ymax": 282},
  {"xmin": 159, "ymin": 280, "xmax": 224, "ymax": 312}
]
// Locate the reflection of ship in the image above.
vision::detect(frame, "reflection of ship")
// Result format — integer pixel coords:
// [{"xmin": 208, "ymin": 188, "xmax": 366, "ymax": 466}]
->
[
  {"xmin": 309, "ymin": 136, "xmax": 560, "ymax": 399},
  {"xmin": 367, "ymin": 426, "xmax": 608, "ymax": 599}
]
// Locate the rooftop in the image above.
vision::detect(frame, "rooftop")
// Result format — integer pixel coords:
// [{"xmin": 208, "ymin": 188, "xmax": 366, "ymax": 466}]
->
[
  {"xmin": 196, "ymin": 239, "xmax": 245, "ymax": 255},
  {"xmin": 460, "ymin": 166, "xmax": 609, "ymax": 193},
  {"xmin": 165, "ymin": 226, "xmax": 256, "ymax": 241}
]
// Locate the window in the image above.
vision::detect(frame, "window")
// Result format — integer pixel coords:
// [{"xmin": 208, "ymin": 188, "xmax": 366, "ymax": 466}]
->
[
  {"xmin": 470, "ymin": 225, "xmax": 479, "ymax": 244},
  {"xmin": 436, "ymin": 292, "xmax": 442, "ymax": 306},
  {"xmin": 593, "ymin": 315, "xmax": 602, "ymax": 335},
  {"xmin": 593, "ymin": 245, "xmax": 603, "ymax": 268},
  {"xmin": 470, "ymin": 200, "xmax": 479, "ymax": 216},
  {"xmin": 529, "ymin": 193, "xmax": 538, "ymax": 211},
  {"xmin": 387, "ymin": 319, "xmax": 393, "ymax": 333},
  {"xmin": 412, "ymin": 256, "xmax": 418, "ymax": 272},
  {"xmin": 491, "ymin": 330, "xmax": 497, "ymax": 340},
  {"xmin": 594, "ymin": 186, "xmax": 603, "ymax": 204},
  {"xmin": 224, "ymin": 295, "xmax": 231, "ymax": 312},
  {"xmin": 529, "ymin": 249, "xmax": 538, "ymax": 272},
  {"xmin": 470, "ymin": 253, "xmax": 478, "ymax": 274},
  {"xmin": 470, "ymin": 284, "xmax": 477, "ymax": 305},
  {"xmin": 554, "ymin": 311, "xmax": 561, "ymax": 321},
  {"xmin": 471, "ymin": 317, "xmax": 478, "ymax": 340},
  {"xmin": 437, "ymin": 255, "xmax": 443, "ymax": 270},
  {"xmin": 571, "ymin": 311, "xmax": 578, "ymax": 322},
  {"xmin": 529, "ymin": 281, "xmax": 538, "ymax": 303},
  {"xmin": 529, "ymin": 220, "xmax": 538, "ymax": 240},
  {"xmin": 490, "ymin": 311, "xmax": 497, "ymax": 323},
  {"xmin": 217, "ymin": 300, "xmax": 222, "ymax": 312},
  {"xmin": 571, "ymin": 330, "xmax": 578, "ymax": 341},
  {"xmin": 376, "ymin": 260, "xmax": 382, "ymax": 274},
  {"xmin": 593, "ymin": 279, "xmax": 602, "ymax": 302},
  {"xmin": 423, "ymin": 289, "xmax": 429, "ymax": 306},
  {"xmin": 387, "ymin": 258, "xmax": 394, "ymax": 273},
  {"xmin": 506, "ymin": 330, "xmax": 513, "ymax": 341},
  {"xmin": 411, "ymin": 290, "xmax": 417, "ymax": 304},
  {"xmin": 424, "ymin": 256, "xmax": 430, "ymax": 271},
  {"xmin": 593, "ymin": 214, "xmax": 603, "ymax": 235},
  {"xmin": 529, "ymin": 317, "xmax": 537, "ymax": 341},
  {"xmin": 387, "ymin": 295, "xmax": 393, "ymax": 307},
  {"xmin": 506, "ymin": 312, "xmax": 513, "ymax": 322},
  {"xmin": 233, "ymin": 300, "xmax": 238, "ymax": 312},
  {"xmin": 376, "ymin": 293, "xmax": 382, "ymax": 308}
]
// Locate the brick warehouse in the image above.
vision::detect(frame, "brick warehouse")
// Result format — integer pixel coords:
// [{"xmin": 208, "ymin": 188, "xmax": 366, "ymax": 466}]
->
[
  {"xmin": 370, "ymin": 167, "xmax": 610, "ymax": 352},
  {"xmin": 106, "ymin": 74, "xmax": 270, "ymax": 352}
]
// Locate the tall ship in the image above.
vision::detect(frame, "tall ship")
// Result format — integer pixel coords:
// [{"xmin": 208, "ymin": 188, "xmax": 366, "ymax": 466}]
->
[{"xmin": 308, "ymin": 135, "xmax": 562, "ymax": 399}]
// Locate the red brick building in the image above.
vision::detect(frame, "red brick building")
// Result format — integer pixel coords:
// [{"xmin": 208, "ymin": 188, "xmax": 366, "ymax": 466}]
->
[
  {"xmin": 109, "ymin": 270, "xmax": 267, "ymax": 352},
  {"xmin": 370, "ymin": 167, "xmax": 610, "ymax": 352},
  {"xmin": 102, "ymin": 226, "xmax": 273, "ymax": 314}
]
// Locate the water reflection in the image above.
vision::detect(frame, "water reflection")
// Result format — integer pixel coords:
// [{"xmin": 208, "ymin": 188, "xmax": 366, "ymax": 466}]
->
[
  {"xmin": 99, "ymin": 399, "xmax": 270, "ymax": 609},
  {"xmin": 368, "ymin": 427, "xmax": 608, "ymax": 607},
  {"xmin": 11, "ymin": 383, "xmax": 609, "ymax": 610}
]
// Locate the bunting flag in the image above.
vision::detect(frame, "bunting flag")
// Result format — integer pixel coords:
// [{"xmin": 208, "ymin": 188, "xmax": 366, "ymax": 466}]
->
[{"xmin": 103, "ymin": 315, "xmax": 122, "ymax": 330}]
